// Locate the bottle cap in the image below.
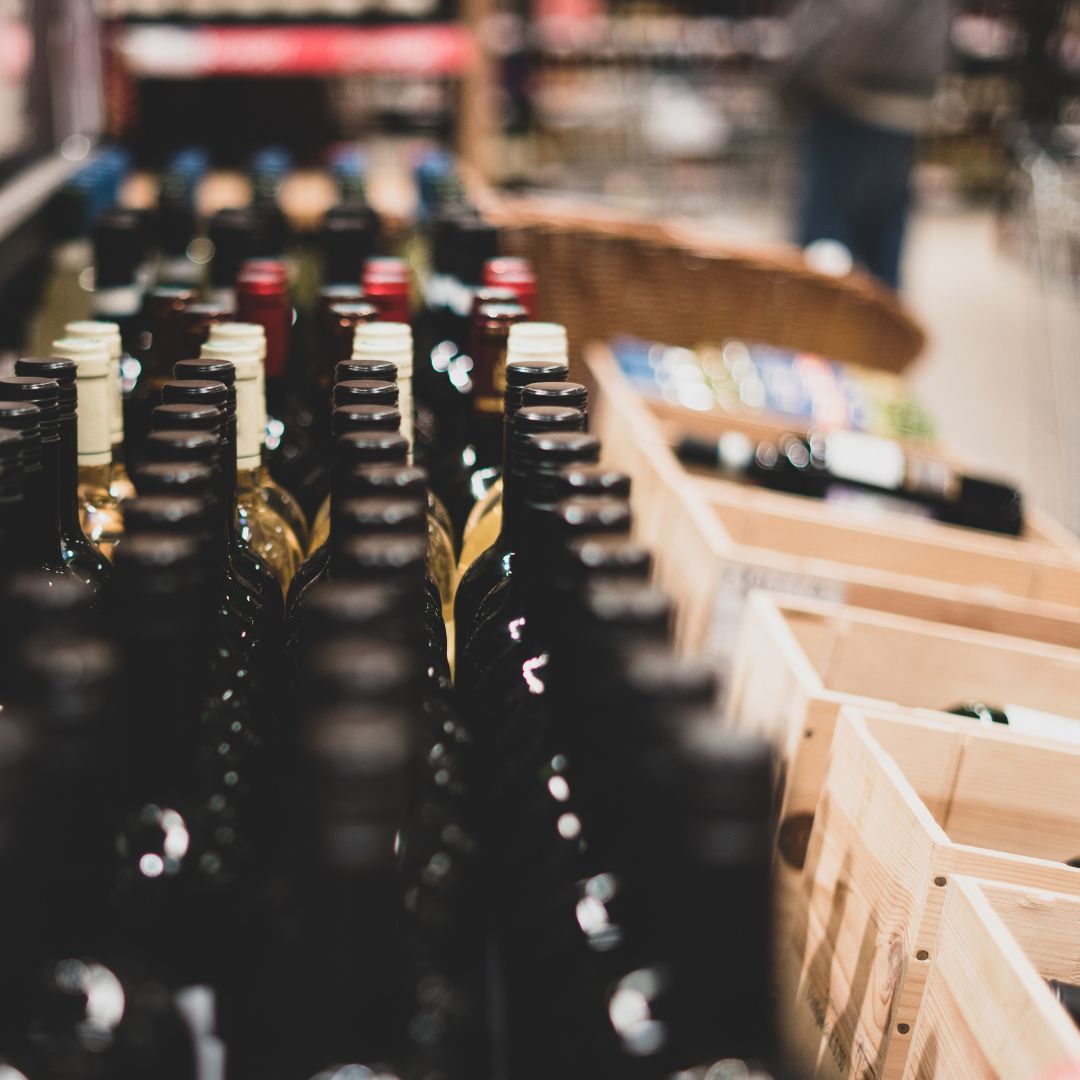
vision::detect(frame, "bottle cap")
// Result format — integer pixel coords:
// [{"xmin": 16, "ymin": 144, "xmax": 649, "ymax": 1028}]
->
[
  {"xmin": 335, "ymin": 359, "xmax": 398, "ymax": 385},
  {"xmin": 553, "ymin": 463, "xmax": 630, "ymax": 499},
  {"xmin": 619, "ymin": 643, "xmax": 717, "ymax": 707},
  {"xmin": 516, "ymin": 426, "xmax": 598, "ymax": 472},
  {"xmin": 174, "ymin": 357, "xmax": 236, "ymax": 387},
  {"xmin": 551, "ymin": 495, "xmax": 632, "ymax": 537},
  {"xmin": 514, "ymin": 405, "xmax": 585, "ymax": 437},
  {"xmin": 352, "ymin": 322, "xmax": 412, "ymax": 374},
  {"xmin": 333, "ymin": 463, "xmax": 427, "ymax": 499},
  {"xmin": 209, "ymin": 208, "xmax": 257, "ymax": 287},
  {"xmin": 143, "ymin": 428, "xmax": 220, "ymax": 464},
  {"xmin": 112, "ymin": 534, "xmax": 209, "ymax": 621},
  {"xmin": 200, "ymin": 340, "xmax": 261, "ymax": 377},
  {"xmin": 454, "ymin": 220, "xmax": 499, "ymax": 284},
  {"xmin": 123, "ymin": 494, "xmax": 213, "ymax": 536},
  {"xmin": 333, "ymin": 495, "xmax": 426, "ymax": 538},
  {"xmin": 302, "ymin": 702, "xmax": 412, "ymax": 831},
  {"xmin": 521, "ymin": 381, "xmax": 587, "ymax": 411},
  {"xmin": 177, "ymin": 303, "xmax": 232, "ymax": 360},
  {"xmin": 302, "ymin": 639, "xmax": 416, "ymax": 704},
  {"xmin": 301, "ymin": 580, "xmax": 416, "ymax": 641},
  {"xmin": 508, "ymin": 321, "xmax": 567, "ymax": 347},
  {"xmin": 0, "ymin": 400, "xmax": 41, "ymax": 433},
  {"xmin": 506, "ymin": 358, "xmax": 569, "ymax": 387},
  {"xmin": 332, "ymin": 534, "xmax": 427, "ymax": 582},
  {"xmin": 334, "ymin": 430, "xmax": 409, "ymax": 467},
  {"xmin": 578, "ymin": 582, "xmax": 673, "ymax": 641},
  {"xmin": 206, "ymin": 321, "xmax": 266, "ymax": 349},
  {"xmin": 0, "ymin": 379, "xmax": 59, "ymax": 443},
  {"xmin": 334, "ymin": 379, "xmax": 399, "ymax": 407},
  {"xmin": 132, "ymin": 461, "xmax": 215, "ymax": 498},
  {"xmin": 150, "ymin": 403, "xmax": 224, "ymax": 433},
  {"xmin": 2, "ymin": 571, "xmax": 95, "ymax": 631},
  {"xmin": 318, "ymin": 284, "xmax": 366, "ymax": 318},
  {"xmin": 12, "ymin": 360, "xmax": 77, "ymax": 418},
  {"xmin": 63, "ymin": 321, "xmax": 122, "ymax": 362},
  {"xmin": 331, "ymin": 404, "xmax": 401, "ymax": 436},
  {"xmin": 322, "ymin": 206, "xmax": 378, "ymax": 284},
  {"xmin": 160, "ymin": 379, "xmax": 229, "ymax": 408},
  {"xmin": 558, "ymin": 536, "xmax": 653, "ymax": 582},
  {"xmin": 51, "ymin": 340, "xmax": 112, "ymax": 464},
  {"xmin": 92, "ymin": 208, "xmax": 144, "ymax": 289}
]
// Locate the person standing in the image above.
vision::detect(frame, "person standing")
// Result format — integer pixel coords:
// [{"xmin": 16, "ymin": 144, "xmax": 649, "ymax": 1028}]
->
[{"xmin": 782, "ymin": 0, "xmax": 953, "ymax": 290}]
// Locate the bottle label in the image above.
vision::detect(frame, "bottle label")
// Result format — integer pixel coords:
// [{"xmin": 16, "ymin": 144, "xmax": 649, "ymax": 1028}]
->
[
  {"xmin": 77, "ymin": 372, "xmax": 113, "ymax": 466},
  {"xmin": 1002, "ymin": 704, "xmax": 1080, "ymax": 744},
  {"xmin": 824, "ymin": 430, "xmax": 905, "ymax": 491}
]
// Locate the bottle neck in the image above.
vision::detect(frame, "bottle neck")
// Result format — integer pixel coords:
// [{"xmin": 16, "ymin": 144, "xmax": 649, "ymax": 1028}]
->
[
  {"xmin": 74, "ymin": 374, "xmax": 114, "ymax": 516},
  {"xmin": 39, "ymin": 432, "xmax": 68, "ymax": 564}
]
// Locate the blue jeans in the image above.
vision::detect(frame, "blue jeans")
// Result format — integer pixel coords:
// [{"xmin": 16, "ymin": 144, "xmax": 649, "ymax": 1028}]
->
[{"xmin": 796, "ymin": 107, "xmax": 917, "ymax": 291}]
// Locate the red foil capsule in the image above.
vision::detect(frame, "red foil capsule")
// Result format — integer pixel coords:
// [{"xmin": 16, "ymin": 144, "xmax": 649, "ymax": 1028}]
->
[{"xmin": 235, "ymin": 273, "xmax": 291, "ymax": 379}]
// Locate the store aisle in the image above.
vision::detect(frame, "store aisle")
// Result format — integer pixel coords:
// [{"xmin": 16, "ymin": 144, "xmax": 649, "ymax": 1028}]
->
[{"xmin": 903, "ymin": 208, "xmax": 1077, "ymax": 532}]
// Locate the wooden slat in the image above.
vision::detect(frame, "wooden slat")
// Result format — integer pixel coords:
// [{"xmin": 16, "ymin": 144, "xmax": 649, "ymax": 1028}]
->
[
  {"xmin": 906, "ymin": 879, "xmax": 1080, "ymax": 1079},
  {"xmin": 789, "ymin": 709, "xmax": 1080, "ymax": 1079}
]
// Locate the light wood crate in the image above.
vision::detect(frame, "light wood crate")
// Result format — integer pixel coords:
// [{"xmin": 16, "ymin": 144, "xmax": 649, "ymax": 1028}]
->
[
  {"xmin": 907, "ymin": 878, "xmax": 1080, "ymax": 1079},
  {"xmin": 587, "ymin": 346, "xmax": 1080, "ymax": 675},
  {"xmin": 788, "ymin": 708, "xmax": 1080, "ymax": 1079},
  {"xmin": 728, "ymin": 593, "xmax": 1080, "ymax": 926}
]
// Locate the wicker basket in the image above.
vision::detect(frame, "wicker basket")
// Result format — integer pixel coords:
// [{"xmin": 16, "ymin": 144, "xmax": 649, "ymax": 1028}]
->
[{"xmin": 486, "ymin": 196, "xmax": 927, "ymax": 375}]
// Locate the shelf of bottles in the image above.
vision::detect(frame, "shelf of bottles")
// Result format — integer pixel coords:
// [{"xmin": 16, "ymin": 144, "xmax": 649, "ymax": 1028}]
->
[{"xmin": 0, "ymin": 143, "xmax": 786, "ymax": 1078}]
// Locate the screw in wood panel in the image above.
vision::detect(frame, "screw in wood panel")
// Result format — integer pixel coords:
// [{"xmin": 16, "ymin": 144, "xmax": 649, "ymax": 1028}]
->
[
  {"xmin": 897, "ymin": 1023, "xmax": 910, "ymax": 1035},
  {"xmin": 915, "ymin": 950, "xmax": 929, "ymax": 961},
  {"xmin": 933, "ymin": 876, "xmax": 947, "ymax": 887}
]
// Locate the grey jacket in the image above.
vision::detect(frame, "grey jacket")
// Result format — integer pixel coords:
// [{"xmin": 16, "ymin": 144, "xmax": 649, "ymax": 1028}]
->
[{"xmin": 782, "ymin": 0, "xmax": 953, "ymax": 131}]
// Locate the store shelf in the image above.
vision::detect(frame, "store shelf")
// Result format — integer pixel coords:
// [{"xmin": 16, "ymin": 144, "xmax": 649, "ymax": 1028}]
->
[
  {"xmin": 0, "ymin": 148, "xmax": 93, "ymax": 245},
  {"xmin": 110, "ymin": 21, "xmax": 476, "ymax": 77}
]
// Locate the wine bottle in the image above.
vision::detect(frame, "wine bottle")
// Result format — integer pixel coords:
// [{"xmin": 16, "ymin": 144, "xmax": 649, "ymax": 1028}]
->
[
  {"xmin": 0, "ymin": 625, "xmax": 200, "ymax": 1079},
  {"xmin": 286, "ymin": 430, "xmax": 410, "ymax": 616},
  {"xmin": 1049, "ymin": 979, "xmax": 1080, "ymax": 1028},
  {"xmin": 63, "ymin": 319, "xmax": 137, "ymax": 500},
  {"xmin": 319, "ymin": 299, "xmax": 378, "ymax": 394},
  {"xmin": 454, "ymin": 405, "xmax": 588, "ymax": 675},
  {"xmin": 440, "ymin": 300, "xmax": 528, "ymax": 539},
  {"xmin": 677, "ymin": 428, "xmax": 1025, "ymax": 536},
  {"xmin": 353, "ymin": 322, "xmax": 415, "ymax": 454},
  {"xmin": 198, "ymin": 340, "xmax": 304, "ymax": 594},
  {"xmin": 47, "ymin": 338, "xmax": 127, "ymax": 561},
  {"xmin": 206, "ymin": 208, "xmax": 257, "ymax": 311},
  {"xmin": 458, "ymin": 328, "xmax": 571, "ymax": 559},
  {"xmin": 202, "ymin": 321, "xmax": 309, "ymax": 551},
  {"xmin": 459, "ymin": 376, "xmax": 587, "ymax": 570},
  {"xmin": 0, "ymin": 374, "xmax": 111, "ymax": 600},
  {"xmin": 321, "ymin": 204, "xmax": 378, "ymax": 286},
  {"xmin": 91, "ymin": 208, "xmax": 145, "ymax": 352},
  {"xmin": 108, "ymin": 533, "xmax": 258, "ymax": 1063},
  {"xmin": 0, "ymin": 402, "xmax": 80, "ymax": 591},
  {"xmin": 170, "ymin": 358, "xmax": 285, "ymax": 628}
]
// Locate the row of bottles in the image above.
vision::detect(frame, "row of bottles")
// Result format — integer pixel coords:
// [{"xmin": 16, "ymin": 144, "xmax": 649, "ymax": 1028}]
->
[
  {"xmin": 0, "ymin": 365, "xmax": 781, "ymax": 1078},
  {"xmin": 0, "ymin": 149, "xmax": 783, "ymax": 1077}
]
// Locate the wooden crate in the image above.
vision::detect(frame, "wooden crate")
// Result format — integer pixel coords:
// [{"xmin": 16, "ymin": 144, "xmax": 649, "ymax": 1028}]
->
[
  {"xmin": 788, "ymin": 708, "xmax": 1080, "ymax": 1079},
  {"xmin": 907, "ymin": 878, "xmax": 1080, "ymax": 1079},
  {"xmin": 588, "ymin": 345, "xmax": 1080, "ymax": 671},
  {"xmin": 729, "ymin": 593, "xmax": 1080, "ymax": 899}
]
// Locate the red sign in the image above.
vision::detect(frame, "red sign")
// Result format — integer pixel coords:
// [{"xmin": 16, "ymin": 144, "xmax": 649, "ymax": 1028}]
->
[{"xmin": 116, "ymin": 23, "xmax": 476, "ymax": 77}]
